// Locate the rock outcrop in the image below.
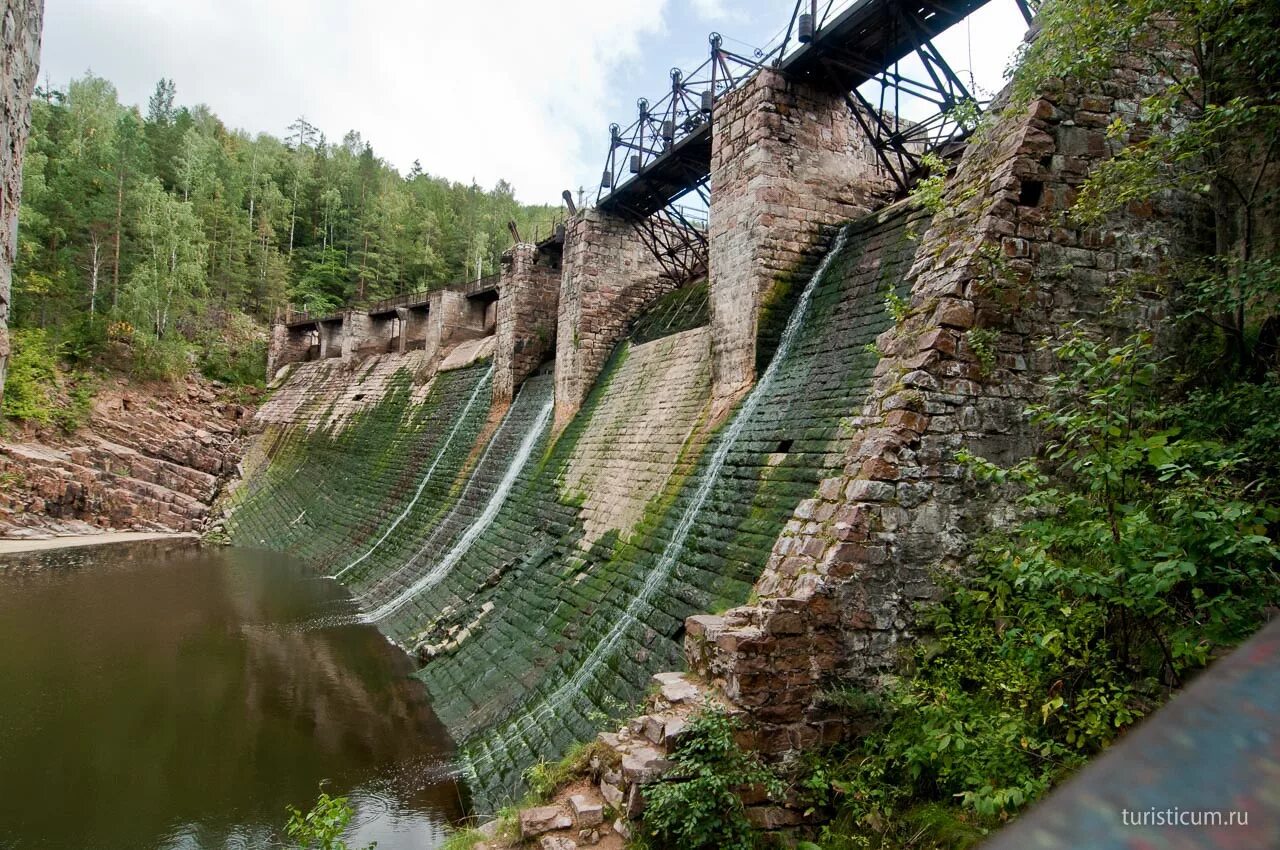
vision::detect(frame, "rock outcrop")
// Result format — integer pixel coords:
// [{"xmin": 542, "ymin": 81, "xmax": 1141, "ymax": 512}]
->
[{"xmin": 0, "ymin": 375, "xmax": 252, "ymax": 537}]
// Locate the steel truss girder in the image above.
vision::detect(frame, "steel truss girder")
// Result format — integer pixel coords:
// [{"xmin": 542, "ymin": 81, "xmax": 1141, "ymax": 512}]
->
[
  {"xmin": 624, "ymin": 183, "xmax": 710, "ymax": 286},
  {"xmin": 598, "ymin": 33, "xmax": 773, "ymax": 202},
  {"xmin": 816, "ymin": 1, "xmax": 980, "ymax": 192}
]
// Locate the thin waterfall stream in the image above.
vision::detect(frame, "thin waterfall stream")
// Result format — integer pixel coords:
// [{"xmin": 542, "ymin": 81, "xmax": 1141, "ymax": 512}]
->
[
  {"xmin": 332, "ymin": 364, "xmax": 493, "ymax": 581},
  {"xmin": 365, "ymin": 393, "xmax": 555, "ymax": 625},
  {"xmin": 352, "ymin": 390, "xmax": 520, "ymax": 609}
]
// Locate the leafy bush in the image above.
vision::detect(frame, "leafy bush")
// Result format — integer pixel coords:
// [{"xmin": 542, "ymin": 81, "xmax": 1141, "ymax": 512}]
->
[
  {"xmin": 2, "ymin": 328, "xmax": 96, "ymax": 432},
  {"xmin": 129, "ymin": 332, "xmax": 192, "ymax": 383},
  {"xmin": 197, "ymin": 312, "xmax": 267, "ymax": 387},
  {"xmin": 642, "ymin": 708, "xmax": 782, "ymax": 850},
  {"xmin": 3, "ymin": 327, "xmax": 60, "ymax": 425},
  {"xmin": 284, "ymin": 787, "xmax": 374, "ymax": 850},
  {"xmin": 815, "ymin": 331, "xmax": 1279, "ymax": 847}
]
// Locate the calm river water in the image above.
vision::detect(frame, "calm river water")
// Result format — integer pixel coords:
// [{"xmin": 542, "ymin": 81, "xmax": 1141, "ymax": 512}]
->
[{"xmin": 0, "ymin": 540, "xmax": 467, "ymax": 850}]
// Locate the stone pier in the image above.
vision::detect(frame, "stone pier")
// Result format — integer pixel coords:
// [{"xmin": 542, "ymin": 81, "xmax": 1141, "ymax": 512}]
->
[
  {"xmin": 708, "ymin": 68, "xmax": 888, "ymax": 406},
  {"xmin": 317, "ymin": 318, "xmax": 343, "ymax": 359},
  {"xmin": 495, "ymin": 242, "xmax": 561, "ymax": 406},
  {"xmin": 266, "ymin": 323, "xmax": 316, "ymax": 377},
  {"xmin": 554, "ymin": 208, "xmax": 673, "ymax": 428},
  {"xmin": 340, "ymin": 310, "xmax": 375, "ymax": 359}
]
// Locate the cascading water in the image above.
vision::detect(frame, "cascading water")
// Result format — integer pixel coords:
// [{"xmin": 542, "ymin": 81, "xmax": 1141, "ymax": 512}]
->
[
  {"xmin": 470, "ymin": 223, "xmax": 853, "ymax": 773},
  {"xmin": 331, "ymin": 364, "xmax": 493, "ymax": 581},
  {"xmin": 352, "ymin": 396, "xmax": 517, "ymax": 608},
  {"xmin": 363, "ymin": 393, "xmax": 556, "ymax": 625}
]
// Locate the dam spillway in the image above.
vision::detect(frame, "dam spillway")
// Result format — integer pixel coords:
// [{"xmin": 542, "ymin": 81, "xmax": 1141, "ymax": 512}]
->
[{"xmin": 227, "ymin": 201, "xmax": 929, "ymax": 802}]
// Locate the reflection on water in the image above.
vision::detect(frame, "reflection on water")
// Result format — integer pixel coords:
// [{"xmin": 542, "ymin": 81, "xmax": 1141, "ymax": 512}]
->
[{"xmin": 0, "ymin": 540, "xmax": 467, "ymax": 850}]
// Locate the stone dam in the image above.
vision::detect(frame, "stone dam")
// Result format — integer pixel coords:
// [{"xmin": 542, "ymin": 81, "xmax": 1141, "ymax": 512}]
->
[{"xmin": 223, "ymin": 37, "xmax": 1186, "ymax": 813}]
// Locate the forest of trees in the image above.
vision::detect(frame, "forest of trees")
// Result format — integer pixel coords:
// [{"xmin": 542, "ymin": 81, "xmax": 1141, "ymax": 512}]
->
[{"xmin": 9, "ymin": 73, "xmax": 562, "ymax": 389}]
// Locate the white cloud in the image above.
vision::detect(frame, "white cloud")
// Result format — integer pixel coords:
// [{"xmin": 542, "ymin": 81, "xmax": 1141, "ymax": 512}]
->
[
  {"xmin": 37, "ymin": 0, "xmax": 1027, "ymax": 205},
  {"xmin": 39, "ymin": 0, "xmax": 671, "ymax": 204},
  {"xmin": 690, "ymin": 0, "xmax": 735, "ymax": 20}
]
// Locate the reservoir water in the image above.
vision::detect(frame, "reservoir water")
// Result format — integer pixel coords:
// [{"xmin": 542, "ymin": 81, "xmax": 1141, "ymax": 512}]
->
[{"xmin": 0, "ymin": 540, "xmax": 467, "ymax": 850}]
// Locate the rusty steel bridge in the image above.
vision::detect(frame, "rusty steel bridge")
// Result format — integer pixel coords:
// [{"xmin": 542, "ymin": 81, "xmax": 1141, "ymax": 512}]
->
[{"xmin": 590, "ymin": 0, "xmax": 1039, "ymax": 281}]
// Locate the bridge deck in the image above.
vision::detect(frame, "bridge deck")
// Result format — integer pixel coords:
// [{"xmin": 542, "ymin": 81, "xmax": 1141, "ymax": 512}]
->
[{"xmin": 597, "ymin": 0, "xmax": 992, "ymax": 221}]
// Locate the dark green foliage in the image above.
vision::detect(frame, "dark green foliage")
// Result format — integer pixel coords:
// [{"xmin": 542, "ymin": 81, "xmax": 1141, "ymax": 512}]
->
[
  {"xmin": 642, "ymin": 709, "xmax": 782, "ymax": 850},
  {"xmin": 799, "ymin": 5, "xmax": 1280, "ymax": 847},
  {"xmin": 9, "ymin": 73, "xmax": 560, "ymax": 393},
  {"xmin": 807, "ymin": 336, "xmax": 1279, "ymax": 848}
]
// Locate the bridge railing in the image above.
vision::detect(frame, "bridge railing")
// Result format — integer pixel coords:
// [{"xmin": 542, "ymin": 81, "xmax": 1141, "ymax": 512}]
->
[{"xmin": 596, "ymin": 33, "xmax": 776, "ymax": 204}]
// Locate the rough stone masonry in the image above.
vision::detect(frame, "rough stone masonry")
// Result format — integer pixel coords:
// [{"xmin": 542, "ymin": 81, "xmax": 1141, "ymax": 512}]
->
[
  {"xmin": 708, "ymin": 67, "xmax": 890, "ymax": 408},
  {"xmin": 683, "ymin": 47, "xmax": 1191, "ymax": 756}
]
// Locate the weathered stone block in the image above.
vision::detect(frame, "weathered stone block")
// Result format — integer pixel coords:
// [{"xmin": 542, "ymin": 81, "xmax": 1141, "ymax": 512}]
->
[
  {"xmin": 569, "ymin": 794, "xmax": 603, "ymax": 828},
  {"xmin": 521, "ymin": 806, "xmax": 572, "ymax": 838}
]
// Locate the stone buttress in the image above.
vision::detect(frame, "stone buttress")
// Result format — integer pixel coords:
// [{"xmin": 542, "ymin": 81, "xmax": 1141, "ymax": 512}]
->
[{"xmin": 708, "ymin": 66, "xmax": 889, "ymax": 407}]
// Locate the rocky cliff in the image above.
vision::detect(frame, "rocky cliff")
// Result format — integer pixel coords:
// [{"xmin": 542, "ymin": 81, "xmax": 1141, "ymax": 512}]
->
[{"xmin": 0, "ymin": 375, "xmax": 252, "ymax": 538}]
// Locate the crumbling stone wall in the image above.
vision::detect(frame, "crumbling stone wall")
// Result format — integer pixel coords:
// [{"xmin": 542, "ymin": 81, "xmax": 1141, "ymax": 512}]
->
[
  {"xmin": 708, "ymin": 67, "xmax": 889, "ymax": 405},
  {"xmin": 495, "ymin": 243, "xmax": 560, "ymax": 406},
  {"xmin": 683, "ymin": 57, "xmax": 1188, "ymax": 754},
  {"xmin": 267, "ymin": 323, "xmax": 314, "ymax": 377},
  {"xmin": 554, "ymin": 208, "xmax": 673, "ymax": 428}
]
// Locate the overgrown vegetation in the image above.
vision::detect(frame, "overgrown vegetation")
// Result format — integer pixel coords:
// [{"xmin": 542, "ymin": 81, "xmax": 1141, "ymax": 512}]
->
[
  {"xmin": 640, "ymin": 708, "xmax": 782, "ymax": 850},
  {"xmin": 777, "ymin": 1, "xmax": 1280, "ymax": 848},
  {"xmin": 2, "ymin": 327, "xmax": 96, "ymax": 432}
]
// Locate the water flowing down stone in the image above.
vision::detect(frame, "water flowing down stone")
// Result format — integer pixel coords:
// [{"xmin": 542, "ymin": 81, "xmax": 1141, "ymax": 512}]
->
[
  {"xmin": 471, "ymin": 224, "xmax": 853, "ymax": 772},
  {"xmin": 364, "ymin": 392, "xmax": 556, "ymax": 624},
  {"xmin": 352, "ymin": 394, "xmax": 517, "ymax": 609},
  {"xmin": 331, "ymin": 364, "xmax": 493, "ymax": 581}
]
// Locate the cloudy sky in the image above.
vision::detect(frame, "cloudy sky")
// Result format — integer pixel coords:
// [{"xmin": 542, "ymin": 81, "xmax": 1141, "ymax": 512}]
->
[{"xmin": 40, "ymin": 0, "xmax": 1029, "ymax": 205}]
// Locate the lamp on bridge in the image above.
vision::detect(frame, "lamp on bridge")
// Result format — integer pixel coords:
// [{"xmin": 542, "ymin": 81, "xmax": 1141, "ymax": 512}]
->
[{"xmin": 701, "ymin": 90, "xmax": 714, "ymax": 115}]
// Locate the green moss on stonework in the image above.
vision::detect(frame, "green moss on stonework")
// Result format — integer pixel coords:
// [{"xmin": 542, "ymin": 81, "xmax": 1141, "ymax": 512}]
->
[
  {"xmin": 629, "ymin": 278, "xmax": 709, "ymax": 345},
  {"xmin": 229, "ymin": 204, "xmax": 931, "ymax": 813}
]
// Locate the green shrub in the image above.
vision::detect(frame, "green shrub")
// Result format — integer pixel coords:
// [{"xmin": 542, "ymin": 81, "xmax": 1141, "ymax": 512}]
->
[
  {"xmin": 3, "ymin": 327, "xmax": 59, "ymax": 425},
  {"xmin": 814, "ymin": 331, "xmax": 1279, "ymax": 847},
  {"xmin": 642, "ymin": 708, "xmax": 782, "ymax": 850},
  {"xmin": 129, "ymin": 332, "xmax": 192, "ymax": 383},
  {"xmin": 284, "ymin": 786, "xmax": 374, "ymax": 850},
  {"xmin": 198, "ymin": 312, "xmax": 267, "ymax": 387}
]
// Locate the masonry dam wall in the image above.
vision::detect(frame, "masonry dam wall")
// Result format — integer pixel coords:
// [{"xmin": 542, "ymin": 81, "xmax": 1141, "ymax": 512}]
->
[{"xmin": 226, "ymin": 49, "xmax": 1186, "ymax": 811}]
